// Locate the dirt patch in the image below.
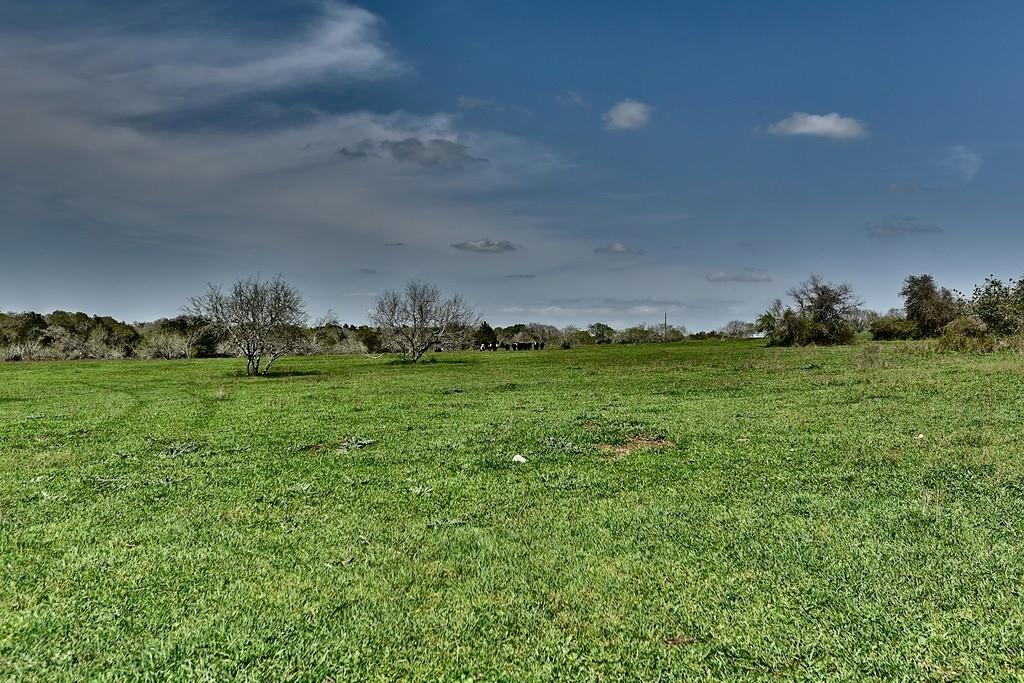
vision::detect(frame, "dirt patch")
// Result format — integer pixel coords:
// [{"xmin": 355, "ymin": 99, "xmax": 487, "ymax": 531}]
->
[
  {"xmin": 598, "ymin": 436, "xmax": 673, "ymax": 458},
  {"xmin": 665, "ymin": 634, "xmax": 696, "ymax": 646}
]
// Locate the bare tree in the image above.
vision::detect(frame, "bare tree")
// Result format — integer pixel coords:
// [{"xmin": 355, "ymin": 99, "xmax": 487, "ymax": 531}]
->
[
  {"xmin": 187, "ymin": 275, "xmax": 306, "ymax": 375},
  {"xmin": 370, "ymin": 280, "xmax": 478, "ymax": 362},
  {"xmin": 758, "ymin": 274, "xmax": 863, "ymax": 346},
  {"xmin": 721, "ymin": 320, "xmax": 755, "ymax": 339}
]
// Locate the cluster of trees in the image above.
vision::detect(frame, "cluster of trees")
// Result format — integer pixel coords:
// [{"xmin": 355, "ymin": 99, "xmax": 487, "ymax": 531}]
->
[
  {"xmin": 757, "ymin": 271, "xmax": 1024, "ymax": 350},
  {"xmin": 471, "ymin": 320, "xmax": 698, "ymax": 350},
  {"xmin": 756, "ymin": 275, "xmax": 864, "ymax": 346},
  {"xmin": 2, "ymin": 275, "xmax": 759, "ymax": 371},
  {"xmin": 0, "ymin": 311, "xmax": 141, "ymax": 361}
]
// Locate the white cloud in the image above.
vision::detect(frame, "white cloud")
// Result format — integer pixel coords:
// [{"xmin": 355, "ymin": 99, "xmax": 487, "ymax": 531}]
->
[
  {"xmin": 603, "ymin": 99, "xmax": 651, "ymax": 130},
  {"xmin": 767, "ymin": 112, "xmax": 868, "ymax": 140},
  {"xmin": 0, "ymin": 2, "xmax": 572, "ymax": 323},
  {"xmin": 594, "ymin": 242, "xmax": 640, "ymax": 255},
  {"xmin": 451, "ymin": 239, "xmax": 519, "ymax": 253},
  {"xmin": 557, "ymin": 90, "xmax": 586, "ymax": 108},
  {"xmin": 865, "ymin": 215, "xmax": 943, "ymax": 239},
  {"xmin": 705, "ymin": 269, "xmax": 772, "ymax": 283},
  {"xmin": 941, "ymin": 145, "xmax": 983, "ymax": 182},
  {"xmin": 0, "ymin": 2, "xmax": 404, "ymax": 118}
]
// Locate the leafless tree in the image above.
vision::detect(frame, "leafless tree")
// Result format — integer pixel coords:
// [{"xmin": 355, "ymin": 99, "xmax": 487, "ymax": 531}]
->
[
  {"xmin": 721, "ymin": 320, "xmax": 755, "ymax": 339},
  {"xmin": 186, "ymin": 275, "xmax": 306, "ymax": 375},
  {"xmin": 370, "ymin": 280, "xmax": 478, "ymax": 362},
  {"xmin": 140, "ymin": 330, "xmax": 190, "ymax": 359}
]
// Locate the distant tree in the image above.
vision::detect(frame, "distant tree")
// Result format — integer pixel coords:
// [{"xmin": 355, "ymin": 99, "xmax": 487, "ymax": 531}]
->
[
  {"xmin": 495, "ymin": 323, "xmax": 527, "ymax": 343},
  {"xmin": 370, "ymin": 280, "xmax": 478, "ymax": 362},
  {"xmin": 757, "ymin": 275, "xmax": 862, "ymax": 346},
  {"xmin": 11, "ymin": 312, "xmax": 47, "ymax": 344},
  {"xmin": 186, "ymin": 275, "xmax": 307, "ymax": 375},
  {"xmin": 900, "ymin": 274, "xmax": 960, "ymax": 337},
  {"xmin": 351, "ymin": 325, "xmax": 385, "ymax": 354},
  {"xmin": 663, "ymin": 325, "xmax": 687, "ymax": 342},
  {"xmin": 156, "ymin": 314, "xmax": 218, "ymax": 357},
  {"xmin": 472, "ymin": 321, "xmax": 498, "ymax": 347},
  {"xmin": 965, "ymin": 275, "xmax": 1024, "ymax": 336},
  {"xmin": 755, "ymin": 299, "xmax": 787, "ymax": 344},
  {"xmin": 869, "ymin": 312, "xmax": 918, "ymax": 341},
  {"xmin": 563, "ymin": 326, "xmax": 594, "ymax": 348},
  {"xmin": 587, "ymin": 322, "xmax": 616, "ymax": 344},
  {"xmin": 527, "ymin": 322, "xmax": 561, "ymax": 345},
  {"xmin": 615, "ymin": 323, "xmax": 684, "ymax": 344},
  {"xmin": 139, "ymin": 330, "xmax": 190, "ymax": 359},
  {"xmin": 721, "ymin": 320, "xmax": 755, "ymax": 339},
  {"xmin": 847, "ymin": 308, "xmax": 879, "ymax": 333}
]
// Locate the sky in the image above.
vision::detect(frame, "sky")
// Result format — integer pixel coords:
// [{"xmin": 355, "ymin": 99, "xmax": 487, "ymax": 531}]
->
[{"xmin": 2, "ymin": 0, "xmax": 1023, "ymax": 329}]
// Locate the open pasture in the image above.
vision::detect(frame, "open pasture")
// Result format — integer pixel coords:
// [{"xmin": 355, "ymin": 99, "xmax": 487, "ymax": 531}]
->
[{"xmin": 3, "ymin": 341, "xmax": 1024, "ymax": 680}]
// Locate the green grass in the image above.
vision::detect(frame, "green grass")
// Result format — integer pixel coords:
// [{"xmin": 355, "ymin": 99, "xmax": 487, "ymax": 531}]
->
[{"xmin": 3, "ymin": 340, "xmax": 1024, "ymax": 681}]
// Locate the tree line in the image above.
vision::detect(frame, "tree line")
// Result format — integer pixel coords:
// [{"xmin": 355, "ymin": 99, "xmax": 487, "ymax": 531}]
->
[
  {"xmin": 1, "ymin": 277, "xmax": 719, "ymax": 372},
  {"xmin": 756, "ymin": 272, "xmax": 1024, "ymax": 352},
  {"xmin": 6, "ymin": 270, "xmax": 1019, "ymax": 372}
]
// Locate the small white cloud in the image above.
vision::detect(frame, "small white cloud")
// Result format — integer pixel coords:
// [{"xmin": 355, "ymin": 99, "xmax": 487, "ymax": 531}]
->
[
  {"xmin": 941, "ymin": 145, "xmax": 983, "ymax": 182},
  {"xmin": 865, "ymin": 215, "xmax": 943, "ymax": 239},
  {"xmin": 451, "ymin": 239, "xmax": 518, "ymax": 253},
  {"xmin": 557, "ymin": 90, "xmax": 586, "ymax": 107},
  {"xmin": 767, "ymin": 112, "xmax": 868, "ymax": 140},
  {"xmin": 594, "ymin": 242, "xmax": 640, "ymax": 255},
  {"xmin": 603, "ymin": 99, "xmax": 651, "ymax": 130},
  {"xmin": 705, "ymin": 269, "xmax": 772, "ymax": 283}
]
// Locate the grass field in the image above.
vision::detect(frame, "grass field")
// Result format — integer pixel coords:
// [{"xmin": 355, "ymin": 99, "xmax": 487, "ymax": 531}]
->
[{"xmin": 3, "ymin": 340, "xmax": 1024, "ymax": 680}]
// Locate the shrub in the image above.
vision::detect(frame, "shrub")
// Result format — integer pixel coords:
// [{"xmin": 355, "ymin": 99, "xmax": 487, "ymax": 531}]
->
[
  {"xmin": 757, "ymin": 275, "xmax": 861, "ymax": 346},
  {"xmin": 869, "ymin": 315, "xmax": 918, "ymax": 341},
  {"xmin": 139, "ymin": 330, "xmax": 190, "ymax": 360},
  {"xmin": 936, "ymin": 316, "xmax": 995, "ymax": 353},
  {"xmin": 900, "ymin": 274, "xmax": 960, "ymax": 337},
  {"xmin": 968, "ymin": 276, "xmax": 1024, "ymax": 336}
]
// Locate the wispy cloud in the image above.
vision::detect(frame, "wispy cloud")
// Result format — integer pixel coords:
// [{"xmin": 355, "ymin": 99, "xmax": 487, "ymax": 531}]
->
[
  {"xmin": 603, "ymin": 99, "xmax": 651, "ymax": 130},
  {"xmin": 941, "ymin": 145, "xmax": 983, "ymax": 182},
  {"xmin": 865, "ymin": 215, "xmax": 943, "ymax": 239},
  {"xmin": 594, "ymin": 242, "xmax": 641, "ymax": 255},
  {"xmin": 557, "ymin": 90, "xmax": 586, "ymax": 108},
  {"xmin": 457, "ymin": 95, "xmax": 495, "ymax": 109},
  {"xmin": 502, "ymin": 296, "xmax": 688, "ymax": 318},
  {"xmin": 767, "ymin": 112, "xmax": 868, "ymax": 140},
  {"xmin": 451, "ymin": 239, "xmax": 519, "ymax": 253},
  {"xmin": 705, "ymin": 269, "xmax": 772, "ymax": 283},
  {"xmin": 0, "ymin": 3, "xmax": 404, "ymax": 118}
]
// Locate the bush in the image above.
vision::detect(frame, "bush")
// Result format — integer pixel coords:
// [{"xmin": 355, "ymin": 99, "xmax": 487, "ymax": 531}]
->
[
  {"xmin": 869, "ymin": 315, "xmax": 918, "ymax": 341},
  {"xmin": 900, "ymin": 274, "xmax": 960, "ymax": 337},
  {"xmin": 968, "ymin": 276, "xmax": 1024, "ymax": 336},
  {"xmin": 756, "ymin": 276, "xmax": 861, "ymax": 346},
  {"xmin": 936, "ymin": 316, "xmax": 995, "ymax": 353},
  {"xmin": 139, "ymin": 330, "xmax": 190, "ymax": 359}
]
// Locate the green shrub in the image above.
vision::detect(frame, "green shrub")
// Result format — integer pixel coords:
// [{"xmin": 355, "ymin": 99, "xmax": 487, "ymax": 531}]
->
[
  {"xmin": 869, "ymin": 316, "xmax": 918, "ymax": 341},
  {"xmin": 969, "ymin": 276, "xmax": 1024, "ymax": 336},
  {"xmin": 936, "ymin": 316, "xmax": 995, "ymax": 353}
]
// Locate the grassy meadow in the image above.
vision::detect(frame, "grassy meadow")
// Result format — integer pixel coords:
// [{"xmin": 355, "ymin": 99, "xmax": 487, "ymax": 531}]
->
[{"xmin": 3, "ymin": 340, "xmax": 1024, "ymax": 680}]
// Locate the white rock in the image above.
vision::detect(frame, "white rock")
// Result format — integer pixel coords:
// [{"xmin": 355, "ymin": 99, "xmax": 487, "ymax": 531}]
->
[{"xmin": 511, "ymin": 454, "xmax": 528, "ymax": 464}]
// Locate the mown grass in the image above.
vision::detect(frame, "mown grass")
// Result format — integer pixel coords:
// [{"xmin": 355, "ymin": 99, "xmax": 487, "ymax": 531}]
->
[{"xmin": 3, "ymin": 340, "xmax": 1024, "ymax": 681}]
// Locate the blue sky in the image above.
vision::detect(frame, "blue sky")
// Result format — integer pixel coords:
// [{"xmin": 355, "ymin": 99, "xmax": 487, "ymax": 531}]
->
[{"xmin": 2, "ymin": 1, "xmax": 1023, "ymax": 328}]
